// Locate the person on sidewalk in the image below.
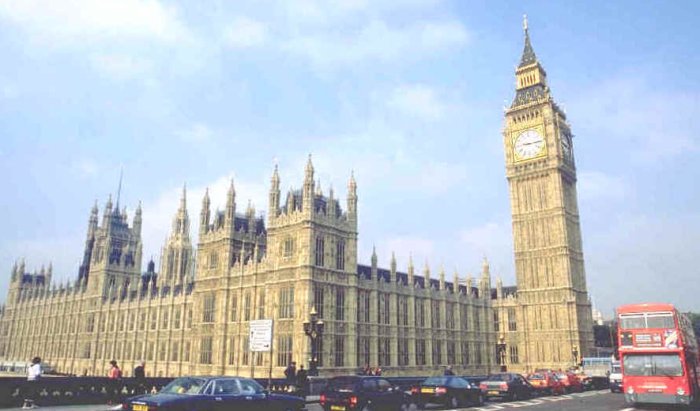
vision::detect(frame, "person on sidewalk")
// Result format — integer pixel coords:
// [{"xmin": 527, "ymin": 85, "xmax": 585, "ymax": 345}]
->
[
  {"xmin": 444, "ymin": 365, "xmax": 455, "ymax": 376},
  {"xmin": 107, "ymin": 360, "xmax": 123, "ymax": 405},
  {"xmin": 283, "ymin": 361, "xmax": 297, "ymax": 393},
  {"xmin": 22, "ymin": 356, "xmax": 42, "ymax": 409},
  {"xmin": 296, "ymin": 365, "xmax": 309, "ymax": 397},
  {"xmin": 133, "ymin": 361, "xmax": 146, "ymax": 394}
]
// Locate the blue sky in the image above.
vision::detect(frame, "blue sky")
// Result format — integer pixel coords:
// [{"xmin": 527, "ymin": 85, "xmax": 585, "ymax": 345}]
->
[{"xmin": 0, "ymin": 0, "xmax": 698, "ymax": 316}]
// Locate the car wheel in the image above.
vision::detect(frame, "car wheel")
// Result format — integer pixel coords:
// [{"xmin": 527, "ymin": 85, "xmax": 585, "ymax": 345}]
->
[{"xmin": 398, "ymin": 402, "xmax": 411, "ymax": 411}]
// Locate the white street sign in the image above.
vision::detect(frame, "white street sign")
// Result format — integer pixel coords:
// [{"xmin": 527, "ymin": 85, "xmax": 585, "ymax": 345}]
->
[{"xmin": 249, "ymin": 319, "xmax": 273, "ymax": 352}]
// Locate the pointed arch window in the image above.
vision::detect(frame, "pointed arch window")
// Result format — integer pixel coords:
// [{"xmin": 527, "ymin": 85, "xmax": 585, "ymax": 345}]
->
[{"xmin": 315, "ymin": 235, "xmax": 325, "ymax": 266}]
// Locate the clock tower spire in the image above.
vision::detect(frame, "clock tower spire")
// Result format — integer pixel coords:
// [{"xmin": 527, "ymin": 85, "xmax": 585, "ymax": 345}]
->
[{"xmin": 502, "ymin": 17, "xmax": 593, "ymax": 370}]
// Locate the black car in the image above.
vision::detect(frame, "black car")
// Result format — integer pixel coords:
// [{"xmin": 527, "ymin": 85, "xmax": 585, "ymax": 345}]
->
[
  {"xmin": 411, "ymin": 376, "xmax": 484, "ymax": 409},
  {"xmin": 122, "ymin": 376, "xmax": 306, "ymax": 411},
  {"xmin": 479, "ymin": 373, "xmax": 534, "ymax": 401},
  {"xmin": 320, "ymin": 376, "xmax": 409, "ymax": 411}
]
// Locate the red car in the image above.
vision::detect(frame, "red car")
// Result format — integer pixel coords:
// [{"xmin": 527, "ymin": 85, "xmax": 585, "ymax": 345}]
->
[
  {"xmin": 526, "ymin": 372, "xmax": 565, "ymax": 395},
  {"xmin": 555, "ymin": 371, "xmax": 583, "ymax": 393}
]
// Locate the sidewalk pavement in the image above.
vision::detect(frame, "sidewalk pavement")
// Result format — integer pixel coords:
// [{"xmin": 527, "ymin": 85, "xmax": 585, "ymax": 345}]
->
[{"xmin": 6, "ymin": 396, "xmax": 321, "ymax": 411}]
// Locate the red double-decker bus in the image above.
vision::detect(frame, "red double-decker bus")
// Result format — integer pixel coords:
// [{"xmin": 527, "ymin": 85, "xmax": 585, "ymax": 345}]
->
[{"xmin": 617, "ymin": 303, "xmax": 699, "ymax": 406}]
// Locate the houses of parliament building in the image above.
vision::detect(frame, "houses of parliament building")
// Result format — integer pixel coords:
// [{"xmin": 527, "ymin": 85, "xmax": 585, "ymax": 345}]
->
[{"xmin": 0, "ymin": 20, "xmax": 593, "ymax": 378}]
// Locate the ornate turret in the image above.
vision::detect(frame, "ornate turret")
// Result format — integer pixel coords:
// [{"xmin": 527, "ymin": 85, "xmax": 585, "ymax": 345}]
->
[
  {"xmin": 423, "ymin": 261, "xmax": 431, "ymax": 286},
  {"xmin": 269, "ymin": 164, "xmax": 281, "ymax": 219},
  {"xmin": 439, "ymin": 266, "xmax": 446, "ymax": 291},
  {"xmin": 407, "ymin": 254, "xmax": 415, "ymax": 285},
  {"xmin": 133, "ymin": 201, "xmax": 142, "ymax": 237},
  {"xmin": 479, "ymin": 257, "xmax": 491, "ymax": 297},
  {"xmin": 102, "ymin": 195, "xmax": 113, "ymax": 227},
  {"xmin": 347, "ymin": 171, "xmax": 357, "ymax": 221},
  {"xmin": 370, "ymin": 246, "xmax": 377, "ymax": 280},
  {"xmin": 302, "ymin": 155, "xmax": 315, "ymax": 213},
  {"xmin": 173, "ymin": 185, "xmax": 189, "ymax": 237},
  {"xmin": 10, "ymin": 260, "xmax": 18, "ymax": 283},
  {"xmin": 225, "ymin": 179, "xmax": 236, "ymax": 232},
  {"xmin": 328, "ymin": 185, "xmax": 336, "ymax": 218},
  {"xmin": 200, "ymin": 188, "xmax": 211, "ymax": 235},
  {"xmin": 390, "ymin": 252, "xmax": 396, "ymax": 283},
  {"xmin": 512, "ymin": 14, "xmax": 549, "ymax": 108}
]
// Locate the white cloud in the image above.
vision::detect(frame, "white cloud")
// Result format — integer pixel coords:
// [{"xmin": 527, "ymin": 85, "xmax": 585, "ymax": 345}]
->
[
  {"xmin": 586, "ymin": 213, "xmax": 700, "ymax": 314},
  {"xmin": 282, "ymin": 19, "xmax": 468, "ymax": 69},
  {"xmin": 176, "ymin": 123, "xmax": 215, "ymax": 143},
  {"xmin": 71, "ymin": 159, "xmax": 99, "ymax": 178},
  {"xmin": 1, "ymin": 83, "xmax": 19, "ymax": 99},
  {"xmin": 0, "ymin": 0, "xmax": 190, "ymax": 45},
  {"xmin": 370, "ymin": 235, "xmax": 435, "ymax": 268},
  {"xmin": 569, "ymin": 74, "xmax": 699, "ymax": 162},
  {"xmin": 577, "ymin": 170, "xmax": 628, "ymax": 202},
  {"xmin": 224, "ymin": 17, "xmax": 269, "ymax": 49},
  {"xmin": 387, "ymin": 84, "xmax": 447, "ymax": 121},
  {"xmin": 90, "ymin": 54, "xmax": 153, "ymax": 80},
  {"xmin": 459, "ymin": 221, "xmax": 514, "ymax": 281}
]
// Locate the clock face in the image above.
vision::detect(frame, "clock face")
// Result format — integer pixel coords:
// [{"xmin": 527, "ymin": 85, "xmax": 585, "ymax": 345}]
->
[
  {"xmin": 561, "ymin": 133, "xmax": 572, "ymax": 160},
  {"xmin": 514, "ymin": 129, "xmax": 545, "ymax": 160}
]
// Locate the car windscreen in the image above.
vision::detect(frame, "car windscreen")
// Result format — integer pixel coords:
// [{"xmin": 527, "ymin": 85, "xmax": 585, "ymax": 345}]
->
[
  {"xmin": 161, "ymin": 377, "xmax": 207, "ymax": 395},
  {"xmin": 486, "ymin": 374, "xmax": 512, "ymax": 381},
  {"xmin": 423, "ymin": 377, "xmax": 450, "ymax": 386},
  {"xmin": 527, "ymin": 374, "xmax": 545, "ymax": 380},
  {"xmin": 239, "ymin": 379, "xmax": 265, "ymax": 394},
  {"xmin": 623, "ymin": 354, "xmax": 683, "ymax": 377},
  {"xmin": 328, "ymin": 378, "xmax": 359, "ymax": 392}
]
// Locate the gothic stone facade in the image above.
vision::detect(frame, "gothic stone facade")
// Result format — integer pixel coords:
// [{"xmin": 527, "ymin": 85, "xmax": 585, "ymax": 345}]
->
[
  {"xmin": 0, "ymin": 21, "xmax": 593, "ymax": 377},
  {"xmin": 0, "ymin": 160, "xmax": 496, "ymax": 378}
]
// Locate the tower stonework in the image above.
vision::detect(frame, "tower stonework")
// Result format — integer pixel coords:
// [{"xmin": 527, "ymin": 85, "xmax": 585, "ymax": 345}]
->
[{"xmin": 501, "ymin": 17, "xmax": 593, "ymax": 370}]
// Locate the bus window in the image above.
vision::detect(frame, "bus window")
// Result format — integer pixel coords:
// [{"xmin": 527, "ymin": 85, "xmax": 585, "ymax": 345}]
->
[
  {"xmin": 646, "ymin": 314, "xmax": 675, "ymax": 329},
  {"xmin": 623, "ymin": 354, "xmax": 683, "ymax": 377},
  {"xmin": 620, "ymin": 315, "xmax": 646, "ymax": 329}
]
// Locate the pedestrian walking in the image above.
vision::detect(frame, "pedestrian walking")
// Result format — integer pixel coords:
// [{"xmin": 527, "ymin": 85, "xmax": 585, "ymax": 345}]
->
[
  {"xmin": 296, "ymin": 365, "xmax": 309, "ymax": 397},
  {"xmin": 133, "ymin": 361, "xmax": 146, "ymax": 394},
  {"xmin": 107, "ymin": 360, "xmax": 123, "ymax": 405},
  {"xmin": 22, "ymin": 356, "xmax": 42, "ymax": 409},
  {"xmin": 283, "ymin": 361, "xmax": 297, "ymax": 392}
]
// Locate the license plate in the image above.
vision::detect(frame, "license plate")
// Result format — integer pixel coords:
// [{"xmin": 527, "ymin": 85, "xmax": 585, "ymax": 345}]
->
[
  {"xmin": 132, "ymin": 405, "xmax": 148, "ymax": 411},
  {"xmin": 421, "ymin": 388, "xmax": 434, "ymax": 393},
  {"xmin": 331, "ymin": 406, "xmax": 346, "ymax": 411},
  {"xmin": 488, "ymin": 390, "xmax": 499, "ymax": 395}
]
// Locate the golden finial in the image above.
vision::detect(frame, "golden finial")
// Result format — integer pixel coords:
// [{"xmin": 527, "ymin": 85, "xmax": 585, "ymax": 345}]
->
[{"xmin": 523, "ymin": 14, "xmax": 528, "ymax": 32}]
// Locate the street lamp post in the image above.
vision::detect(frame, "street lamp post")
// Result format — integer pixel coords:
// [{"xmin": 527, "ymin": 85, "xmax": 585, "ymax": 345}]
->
[
  {"xmin": 496, "ymin": 335, "xmax": 507, "ymax": 372},
  {"xmin": 303, "ymin": 307, "xmax": 324, "ymax": 376}
]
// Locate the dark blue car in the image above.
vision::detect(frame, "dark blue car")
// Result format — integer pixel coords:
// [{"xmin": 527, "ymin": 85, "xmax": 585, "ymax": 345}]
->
[{"xmin": 122, "ymin": 376, "xmax": 306, "ymax": 411}]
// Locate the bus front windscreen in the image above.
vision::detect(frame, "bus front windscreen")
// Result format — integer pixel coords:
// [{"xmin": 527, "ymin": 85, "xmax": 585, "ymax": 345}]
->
[{"xmin": 623, "ymin": 354, "xmax": 684, "ymax": 377}]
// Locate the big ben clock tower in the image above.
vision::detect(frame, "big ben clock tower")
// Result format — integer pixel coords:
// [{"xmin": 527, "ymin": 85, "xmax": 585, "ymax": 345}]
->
[{"xmin": 503, "ymin": 16, "xmax": 593, "ymax": 369}]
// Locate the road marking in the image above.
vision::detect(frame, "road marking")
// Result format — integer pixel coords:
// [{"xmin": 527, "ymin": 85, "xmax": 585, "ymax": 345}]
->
[
  {"xmin": 454, "ymin": 390, "xmax": 610, "ymax": 411},
  {"xmin": 619, "ymin": 408, "xmax": 636, "ymax": 411}
]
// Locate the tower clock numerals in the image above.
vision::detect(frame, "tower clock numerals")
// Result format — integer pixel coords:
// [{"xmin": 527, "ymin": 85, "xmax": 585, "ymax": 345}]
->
[
  {"xmin": 561, "ymin": 133, "xmax": 573, "ymax": 161},
  {"xmin": 514, "ymin": 129, "xmax": 545, "ymax": 161}
]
